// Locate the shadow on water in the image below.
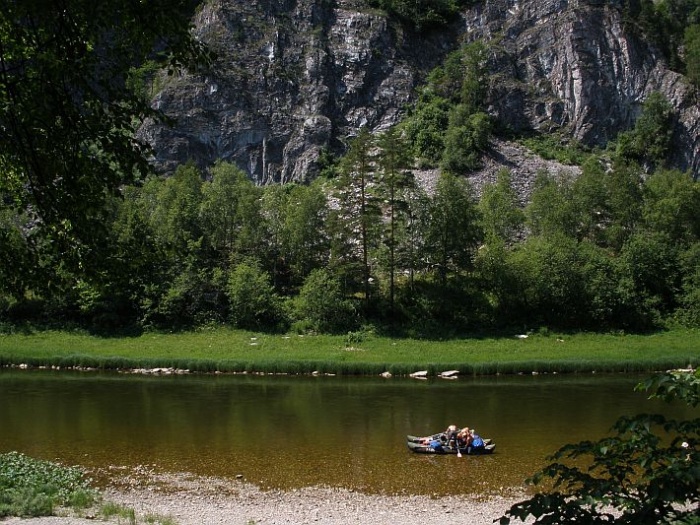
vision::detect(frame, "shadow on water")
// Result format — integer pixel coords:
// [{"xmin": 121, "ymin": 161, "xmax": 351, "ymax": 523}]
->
[{"xmin": 0, "ymin": 370, "xmax": 697, "ymax": 496}]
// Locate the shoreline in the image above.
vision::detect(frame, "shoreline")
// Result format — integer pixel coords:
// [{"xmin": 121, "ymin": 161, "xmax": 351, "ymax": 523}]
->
[
  {"xmin": 3, "ymin": 471, "xmax": 532, "ymax": 525},
  {"xmin": 2, "ymin": 327, "xmax": 698, "ymax": 378},
  {"xmin": 1, "ymin": 361, "xmax": 696, "ymax": 380}
]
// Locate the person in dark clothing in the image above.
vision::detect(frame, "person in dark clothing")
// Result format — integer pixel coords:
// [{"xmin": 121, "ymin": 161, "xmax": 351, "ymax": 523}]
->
[{"xmin": 445, "ymin": 424, "xmax": 459, "ymax": 448}]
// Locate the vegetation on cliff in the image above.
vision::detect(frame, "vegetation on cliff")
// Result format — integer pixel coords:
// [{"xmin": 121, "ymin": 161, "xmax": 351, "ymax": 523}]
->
[
  {"xmin": 402, "ymin": 41, "xmax": 491, "ymax": 171},
  {"xmin": 624, "ymin": 0, "xmax": 700, "ymax": 86},
  {"xmin": 367, "ymin": 0, "xmax": 474, "ymax": 30}
]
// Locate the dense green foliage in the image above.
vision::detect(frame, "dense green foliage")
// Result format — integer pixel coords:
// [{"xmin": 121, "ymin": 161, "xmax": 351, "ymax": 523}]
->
[
  {"xmin": 366, "ymin": 0, "xmax": 473, "ymax": 31},
  {"xmin": 616, "ymin": 92, "xmax": 675, "ymax": 168},
  {"xmin": 624, "ymin": 0, "xmax": 700, "ymax": 84},
  {"xmin": 1, "ymin": 142, "xmax": 699, "ymax": 336},
  {"xmin": 1, "ymin": 3, "xmax": 699, "ymax": 340},
  {"xmin": 501, "ymin": 369, "xmax": 700, "ymax": 524},
  {"xmin": 0, "ymin": 0, "xmax": 207, "ymax": 279},
  {"xmin": 0, "ymin": 452, "xmax": 97, "ymax": 517},
  {"xmin": 687, "ymin": 23, "xmax": 700, "ymax": 86},
  {"xmin": 403, "ymin": 41, "xmax": 491, "ymax": 170}
]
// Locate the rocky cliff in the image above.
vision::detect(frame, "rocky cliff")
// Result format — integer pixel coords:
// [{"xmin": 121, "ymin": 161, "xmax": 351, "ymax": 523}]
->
[
  {"xmin": 140, "ymin": 0, "xmax": 700, "ymax": 182},
  {"xmin": 473, "ymin": 0, "xmax": 700, "ymax": 176},
  {"xmin": 140, "ymin": 0, "xmax": 457, "ymax": 183}
]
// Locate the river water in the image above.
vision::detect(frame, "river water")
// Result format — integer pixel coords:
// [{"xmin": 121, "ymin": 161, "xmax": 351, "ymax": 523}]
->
[{"xmin": 0, "ymin": 370, "xmax": 696, "ymax": 496}]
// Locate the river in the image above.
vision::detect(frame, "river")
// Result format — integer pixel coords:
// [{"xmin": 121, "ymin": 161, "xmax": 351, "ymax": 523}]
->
[{"xmin": 0, "ymin": 370, "xmax": 696, "ymax": 496}]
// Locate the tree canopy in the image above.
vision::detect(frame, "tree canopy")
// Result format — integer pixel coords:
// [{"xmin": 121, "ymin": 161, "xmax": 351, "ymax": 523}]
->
[
  {"xmin": 0, "ymin": 0, "xmax": 207, "ymax": 270},
  {"xmin": 0, "ymin": 4, "xmax": 698, "ymax": 340}
]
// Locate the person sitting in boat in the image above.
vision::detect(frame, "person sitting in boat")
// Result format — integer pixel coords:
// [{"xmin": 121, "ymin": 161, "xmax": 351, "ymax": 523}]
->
[
  {"xmin": 470, "ymin": 431, "xmax": 485, "ymax": 450},
  {"xmin": 445, "ymin": 424, "xmax": 459, "ymax": 448},
  {"xmin": 458, "ymin": 427, "xmax": 473, "ymax": 448}
]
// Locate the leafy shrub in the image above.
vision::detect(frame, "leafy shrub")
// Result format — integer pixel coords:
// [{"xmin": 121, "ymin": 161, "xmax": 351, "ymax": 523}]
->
[
  {"xmin": 345, "ymin": 325, "xmax": 376, "ymax": 346},
  {"xmin": 440, "ymin": 110, "xmax": 491, "ymax": 173},
  {"xmin": 520, "ymin": 133, "xmax": 589, "ymax": 165},
  {"xmin": 615, "ymin": 92, "xmax": 674, "ymax": 167},
  {"xmin": 227, "ymin": 260, "xmax": 286, "ymax": 331},
  {"xmin": 293, "ymin": 268, "xmax": 359, "ymax": 333},
  {"xmin": 402, "ymin": 93, "xmax": 451, "ymax": 166},
  {"xmin": 0, "ymin": 452, "xmax": 97, "ymax": 517},
  {"xmin": 501, "ymin": 370, "xmax": 700, "ymax": 524}
]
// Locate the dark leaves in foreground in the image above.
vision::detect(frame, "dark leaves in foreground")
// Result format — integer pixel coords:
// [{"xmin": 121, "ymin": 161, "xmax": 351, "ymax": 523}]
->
[{"xmin": 500, "ymin": 371, "xmax": 700, "ymax": 524}]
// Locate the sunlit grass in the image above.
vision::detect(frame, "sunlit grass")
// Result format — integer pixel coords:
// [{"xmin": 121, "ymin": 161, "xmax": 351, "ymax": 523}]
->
[
  {"xmin": 100, "ymin": 502, "xmax": 176, "ymax": 525},
  {"xmin": 100, "ymin": 502, "xmax": 136, "ymax": 525},
  {"xmin": 0, "ymin": 327, "xmax": 698, "ymax": 376}
]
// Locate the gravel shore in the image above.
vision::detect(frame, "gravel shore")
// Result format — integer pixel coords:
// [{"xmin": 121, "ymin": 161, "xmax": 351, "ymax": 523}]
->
[{"xmin": 3, "ymin": 471, "xmax": 530, "ymax": 525}]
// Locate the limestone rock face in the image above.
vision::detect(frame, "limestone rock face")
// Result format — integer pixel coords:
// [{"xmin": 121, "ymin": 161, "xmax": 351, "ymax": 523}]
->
[
  {"xmin": 141, "ymin": 0, "xmax": 454, "ymax": 183},
  {"xmin": 140, "ymin": 0, "xmax": 700, "ymax": 181},
  {"xmin": 469, "ymin": 0, "xmax": 700, "ymax": 176}
]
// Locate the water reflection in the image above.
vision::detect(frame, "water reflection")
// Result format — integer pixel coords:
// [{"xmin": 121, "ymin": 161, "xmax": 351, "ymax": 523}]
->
[{"xmin": 0, "ymin": 370, "xmax": 696, "ymax": 496}]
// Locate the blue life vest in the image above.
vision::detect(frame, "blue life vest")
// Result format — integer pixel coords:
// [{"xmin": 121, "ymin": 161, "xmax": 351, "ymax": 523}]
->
[
  {"xmin": 429, "ymin": 440, "xmax": 443, "ymax": 451},
  {"xmin": 472, "ymin": 434, "xmax": 484, "ymax": 448}
]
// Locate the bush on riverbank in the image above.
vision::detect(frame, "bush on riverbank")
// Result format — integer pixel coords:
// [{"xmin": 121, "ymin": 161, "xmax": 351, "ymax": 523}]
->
[
  {"xmin": 501, "ymin": 370, "xmax": 700, "ymax": 524},
  {"xmin": 0, "ymin": 452, "xmax": 97, "ymax": 517}
]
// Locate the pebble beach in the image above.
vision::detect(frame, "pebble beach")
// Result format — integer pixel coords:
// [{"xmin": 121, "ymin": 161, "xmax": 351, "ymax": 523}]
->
[{"xmin": 3, "ymin": 470, "xmax": 530, "ymax": 525}]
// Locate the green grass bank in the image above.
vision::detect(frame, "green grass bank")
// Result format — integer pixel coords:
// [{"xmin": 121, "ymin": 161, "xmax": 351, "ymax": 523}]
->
[{"xmin": 0, "ymin": 328, "xmax": 699, "ymax": 377}]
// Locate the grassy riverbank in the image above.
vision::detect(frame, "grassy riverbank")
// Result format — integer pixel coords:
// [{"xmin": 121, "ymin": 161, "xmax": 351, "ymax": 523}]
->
[{"xmin": 1, "ymin": 327, "xmax": 698, "ymax": 376}]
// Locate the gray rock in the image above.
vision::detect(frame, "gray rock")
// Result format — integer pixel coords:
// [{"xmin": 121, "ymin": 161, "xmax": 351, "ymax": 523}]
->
[
  {"xmin": 470, "ymin": 0, "xmax": 699, "ymax": 177},
  {"xmin": 141, "ymin": 0, "xmax": 453, "ymax": 183},
  {"xmin": 140, "ymin": 0, "xmax": 700, "ymax": 183}
]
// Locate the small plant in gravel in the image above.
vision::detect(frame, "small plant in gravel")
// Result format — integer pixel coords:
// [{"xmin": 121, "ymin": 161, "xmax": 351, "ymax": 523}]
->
[
  {"xmin": 0, "ymin": 451, "xmax": 98, "ymax": 517},
  {"xmin": 100, "ymin": 501, "xmax": 136, "ymax": 524},
  {"xmin": 102, "ymin": 502, "xmax": 177, "ymax": 525},
  {"xmin": 145, "ymin": 512, "xmax": 178, "ymax": 525}
]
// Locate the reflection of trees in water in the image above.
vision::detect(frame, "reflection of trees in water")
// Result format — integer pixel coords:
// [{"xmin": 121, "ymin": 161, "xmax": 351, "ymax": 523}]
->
[{"xmin": 1, "ymin": 373, "xmax": 697, "ymax": 496}]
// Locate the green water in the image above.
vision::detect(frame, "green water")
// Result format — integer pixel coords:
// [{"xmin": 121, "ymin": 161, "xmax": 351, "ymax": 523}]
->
[{"xmin": 0, "ymin": 370, "xmax": 696, "ymax": 496}]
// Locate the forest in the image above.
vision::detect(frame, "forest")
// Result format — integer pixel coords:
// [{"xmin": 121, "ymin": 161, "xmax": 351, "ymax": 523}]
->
[
  {"xmin": 1, "ymin": 0, "xmax": 700, "ymax": 337},
  {"xmin": 2, "ymin": 112, "xmax": 699, "ymax": 336}
]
